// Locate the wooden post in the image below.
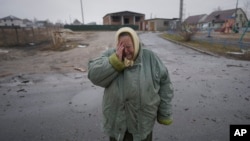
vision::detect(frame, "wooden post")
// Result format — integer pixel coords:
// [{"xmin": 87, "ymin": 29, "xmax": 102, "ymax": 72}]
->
[
  {"xmin": 32, "ymin": 27, "xmax": 35, "ymax": 43},
  {"xmin": 1, "ymin": 28, "xmax": 7, "ymax": 46},
  {"xmin": 46, "ymin": 27, "xmax": 49, "ymax": 36},
  {"xmin": 15, "ymin": 27, "xmax": 19, "ymax": 45}
]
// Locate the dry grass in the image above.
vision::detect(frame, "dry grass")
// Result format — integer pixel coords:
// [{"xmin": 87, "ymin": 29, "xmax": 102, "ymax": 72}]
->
[{"xmin": 161, "ymin": 33, "xmax": 250, "ymax": 61}]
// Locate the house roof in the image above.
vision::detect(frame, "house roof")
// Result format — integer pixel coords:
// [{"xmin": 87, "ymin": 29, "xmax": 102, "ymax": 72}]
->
[
  {"xmin": 23, "ymin": 19, "xmax": 32, "ymax": 23},
  {"xmin": 203, "ymin": 8, "xmax": 237, "ymax": 23},
  {"xmin": 36, "ymin": 20, "xmax": 48, "ymax": 24},
  {"xmin": 1, "ymin": 15, "xmax": 22, "ymax": 20},
  {"xmin": 145, "ymin": 18, "xmax": 179, "ymax": 21},
  {"xmin": 103, "ymin": 11, "xmax": 145, "ymax": 18},
  {"xmin": 73, "ymin": 19, "xmax": 81, "ymax": 24},
  {"xmin": 184, "ymin": 14, "xmax": 207, "ymax": 24}
]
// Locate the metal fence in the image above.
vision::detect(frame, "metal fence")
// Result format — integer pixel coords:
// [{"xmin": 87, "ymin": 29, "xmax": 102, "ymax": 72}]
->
[
  {"xmin": 167, "ymin": 30, "xmax": 250, "ymax": 50},
  {"xmin": 192, "ymin": 36, "xmax": 250, "ymax": 50},
  {"xmin": 64, "ymin": 24, "xmax": 139, "ymax": 31}
]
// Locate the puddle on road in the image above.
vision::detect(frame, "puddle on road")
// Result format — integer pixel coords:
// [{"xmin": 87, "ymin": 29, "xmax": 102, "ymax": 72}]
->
[{"xmin": 70, "ymin": 87, "xmax": 104, "ymax": 113}]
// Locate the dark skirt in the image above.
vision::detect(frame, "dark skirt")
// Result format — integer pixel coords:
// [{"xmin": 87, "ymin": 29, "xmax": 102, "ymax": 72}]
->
[{"xmin": 109, "ymin": 131, "xmax": 152, "ymax": 141}]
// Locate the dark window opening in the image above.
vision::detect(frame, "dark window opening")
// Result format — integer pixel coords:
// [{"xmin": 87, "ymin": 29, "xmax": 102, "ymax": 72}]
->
[
  {"xmin": 240, "ymin": 14, "xmax": 243, "ymax": 20},
  {"xmin": 124, "ymin": 18, "xmax": 129, "ymax": 24},
  {"xmin": 112, "ymin": 16, "xmax": 120, "ymax": 22},
  {"xmin": 164, "ymin": 21, "xmax": 169, "ymax": 26},
  {"xmin": 135, "ymin": 16, "xmax": 141, "ymax": 22},
  {"xmin": 215, "ymin": 14, "xmax": 220, "ymax": 19}
]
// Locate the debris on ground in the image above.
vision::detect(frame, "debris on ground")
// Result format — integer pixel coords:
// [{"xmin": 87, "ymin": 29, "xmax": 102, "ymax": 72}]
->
[
  {"xmin": 226, "ymin": 64, "xmax": 243, "ymax": 67},
  {"xmin": 74, "ymin": 67, "xmax": 86, "ymax": 72}
]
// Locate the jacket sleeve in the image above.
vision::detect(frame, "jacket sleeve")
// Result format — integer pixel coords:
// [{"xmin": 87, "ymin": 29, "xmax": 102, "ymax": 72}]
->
[
  {"xmin": 157, "ymin": 58, "xmax": 174, "ymax": 123},
  {"xmin": 88, "ymin": 49, "xmax": 125, "ymax": 88}
]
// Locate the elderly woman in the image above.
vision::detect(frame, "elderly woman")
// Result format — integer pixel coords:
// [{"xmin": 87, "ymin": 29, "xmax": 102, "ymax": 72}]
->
[{"xmin": 88, "ymin": 27, "xmax": 174, "ymax": 141}]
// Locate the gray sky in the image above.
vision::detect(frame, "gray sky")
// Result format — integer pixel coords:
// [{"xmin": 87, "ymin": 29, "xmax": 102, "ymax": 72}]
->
[{"xmin": 0, "ymin": 0, "xmax": 248, "ymax": 24}]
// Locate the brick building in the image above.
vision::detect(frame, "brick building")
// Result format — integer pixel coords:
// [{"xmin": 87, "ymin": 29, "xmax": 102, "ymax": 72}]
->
[{"xmin": 103, "ymin": 11, "xmax": 145, "ymax": 30}]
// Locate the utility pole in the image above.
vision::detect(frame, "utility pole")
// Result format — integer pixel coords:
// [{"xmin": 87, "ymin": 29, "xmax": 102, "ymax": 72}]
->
[
  {"xmin": 80, "ymin": 0, "xmax": 84, "ymax": 24},
  {"xmin": 235, "ymin": 0, "xmax": 238, "ymax": 20},
  {"xmin": 234, "ymin": 0, "xmax": 239, "ymax": 33},
  {"xmin": 179, "ymin": 0, "xmax": 183, "ymax": 23},
  {"xmin": 179, "ymin": 0, "xmax": 184, "ymax": 30}
]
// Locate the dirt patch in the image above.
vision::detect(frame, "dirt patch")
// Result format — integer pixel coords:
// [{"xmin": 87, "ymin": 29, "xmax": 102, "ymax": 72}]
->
[{"xmin": 0, "ymin": 31, "xmax": 115, "ymax": 76}]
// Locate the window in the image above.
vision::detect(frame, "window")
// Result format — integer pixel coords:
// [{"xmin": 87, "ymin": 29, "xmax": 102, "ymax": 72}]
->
[
  {"xmin": 135, "ymin": 16, "xmax": 141, "ymax": 22},
  {"xmin": 164, "ymin": 21, "xmax": 169, "ymax": 26},
  {"xmin": 112, "ymin": 16, "xmax": 120, "ymax": 22},
  {"xmin": 124, "ymin": 18, "xmax": 129, "ymax": 24},
  {"xmin": 215, "ymin": 14, "xmax": 220, "ymax": 19}
]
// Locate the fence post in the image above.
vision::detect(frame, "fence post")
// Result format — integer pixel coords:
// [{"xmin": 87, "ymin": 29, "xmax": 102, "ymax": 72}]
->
[
  {"xmin": 1, "ymin": 28, "xmax": 7, "ymax": 46},
  {"xmin": 15, "ymin": 27, "xmax": 19, "ymax": 45},
  {"xmin": 32, "ymin": 27, "xmax": 35, "ymax": 43}
]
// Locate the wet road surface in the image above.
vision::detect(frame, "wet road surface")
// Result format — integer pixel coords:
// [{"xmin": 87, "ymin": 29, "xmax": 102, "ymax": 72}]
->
[{"xmin": 0, "ymin": 32, "xmax": 250, "ymax": 141}]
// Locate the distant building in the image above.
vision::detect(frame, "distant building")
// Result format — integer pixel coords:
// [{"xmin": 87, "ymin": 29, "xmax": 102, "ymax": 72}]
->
[
  {"xmin": 35, "ymin": 20, "xmax": 49, "ymax": 28},
  {"xmin": 184, "ymin": 14, "xmax": 207, "ymax": 29},
  {"xmin": 103, "ymin": 11, "xmax": 145, "ymax": 29},
  {"xmin": 23, "ymin": 19, "xmax": 34, "ymax": 27},
  {"xmin": 0, "ymin": 15, "xmax": 24, "ymax": 27},
  {"xmin": 86, "ymin": 22, "xmax": 97, "ymax": 25},
  {"xmin": 202, "ymin": 8, "xmax": 248, "ymax": 30},
  {"xmin": 72, "ymin": 19, "xmax": 82, "ymax": 25},
  {"xmin": 143, "ymin": 18, "xmax": 179, "ymax": 31}
]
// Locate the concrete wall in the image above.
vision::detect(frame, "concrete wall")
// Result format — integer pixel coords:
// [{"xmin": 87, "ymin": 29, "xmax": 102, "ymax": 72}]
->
[
  {"xmin": 143, "ymin": 19, "xmax": 171, "ymax": 31},
  {"xmin": 103, "ymin": 14, "xmax": 145, "ymax": 30}
]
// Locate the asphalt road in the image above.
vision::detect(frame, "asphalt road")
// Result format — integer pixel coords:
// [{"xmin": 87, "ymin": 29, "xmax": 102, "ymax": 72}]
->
[{"xmin": 0, "ymin": 32, "xmax": 250, "ymax": 141}]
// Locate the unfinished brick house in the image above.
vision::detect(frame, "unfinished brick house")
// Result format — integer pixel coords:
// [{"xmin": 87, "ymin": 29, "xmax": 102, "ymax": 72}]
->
[{"xmin": 103, "ymin": 11, "xmax": 145, "ymax": 30}]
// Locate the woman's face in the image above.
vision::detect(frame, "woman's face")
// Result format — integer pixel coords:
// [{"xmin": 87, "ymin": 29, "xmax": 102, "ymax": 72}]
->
[{"xmin": 118, "ymin": 35, "xmax": 134, "ymax": 60}]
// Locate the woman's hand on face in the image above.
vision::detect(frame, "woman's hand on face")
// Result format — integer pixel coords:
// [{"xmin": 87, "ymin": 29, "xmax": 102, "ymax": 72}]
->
[{"xmin": 116, "ymin": 41, "xmax": 124, "ymax": 61}]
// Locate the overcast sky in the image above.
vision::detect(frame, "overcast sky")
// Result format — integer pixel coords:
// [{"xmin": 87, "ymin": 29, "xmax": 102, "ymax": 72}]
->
[{"xmin": 0, "ymin": 0, "xmax": 248, "ymax": 24}]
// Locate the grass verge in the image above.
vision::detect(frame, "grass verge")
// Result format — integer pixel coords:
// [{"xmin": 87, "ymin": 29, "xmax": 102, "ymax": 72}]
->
[{"xmin": 161, "ymin": 33, "xmax": 250, "ymax": 61}]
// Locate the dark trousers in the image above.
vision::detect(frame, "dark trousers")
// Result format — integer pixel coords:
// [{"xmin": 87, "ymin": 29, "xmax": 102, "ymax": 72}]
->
[{"xmin": 109, "ymin": 131, "xmax": 152, "ymax": 141}]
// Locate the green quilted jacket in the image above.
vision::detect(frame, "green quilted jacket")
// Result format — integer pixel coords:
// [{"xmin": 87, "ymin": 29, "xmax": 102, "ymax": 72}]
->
[{"xmin": 88, "ymin": 47, "xmax": 173, "ymax": 141}]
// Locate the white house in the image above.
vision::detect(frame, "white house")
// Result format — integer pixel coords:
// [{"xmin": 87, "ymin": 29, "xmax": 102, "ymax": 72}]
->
[
  {"xmin": 23, "ymin": 19, "xmax": 34, "ymax": 27},
  {"xmin": 202, "ymin": 8, "xmax": 248, "ymax": 30},
  {"xmin": 35, "ymin": 20, "xmax": 48, "ymax": 28},
  {"xmin": 0, "ymin": 15, "xmax": 25, "ymax": 27}
]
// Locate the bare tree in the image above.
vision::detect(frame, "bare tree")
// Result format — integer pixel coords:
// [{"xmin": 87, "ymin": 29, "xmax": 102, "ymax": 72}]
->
[{"xmin": 243, "ymin": 0, "xmax": 250, "ymax": 20}]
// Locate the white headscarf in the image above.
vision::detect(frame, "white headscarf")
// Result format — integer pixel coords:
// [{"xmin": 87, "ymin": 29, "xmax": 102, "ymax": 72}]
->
[{"xmin": 115, "ymin": 27, "xmax": 140, "ymax": 67}]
